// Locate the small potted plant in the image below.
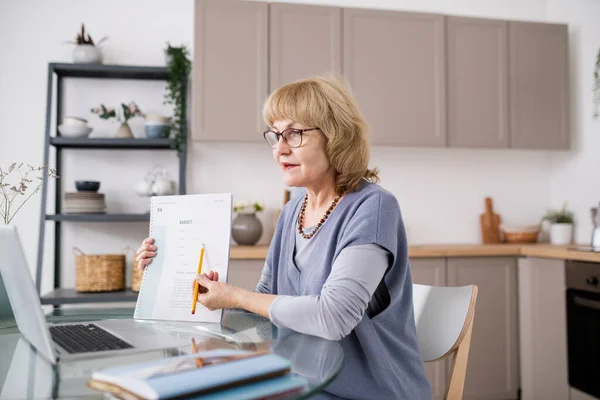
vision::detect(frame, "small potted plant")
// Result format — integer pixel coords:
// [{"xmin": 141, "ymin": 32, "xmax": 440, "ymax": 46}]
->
[
  {"xmin": 91, "ymin": 102, "xmax": 143, "ymax": 138},
  {"xmin": 66, "ymin": 24, "xmax": 108, "ymax": 64},
  {"xmin": 231, "ymin": 201, "xmax": 264, "ymax": 246},
  {"xmin": 543, "ymin": 202, "xmax": 575, "ymax": 245}
]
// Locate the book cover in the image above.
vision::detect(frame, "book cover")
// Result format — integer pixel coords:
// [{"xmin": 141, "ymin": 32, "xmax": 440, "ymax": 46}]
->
[{"xmin": 87, "ymin": 350, "xmax": 306, "ymax": 400}]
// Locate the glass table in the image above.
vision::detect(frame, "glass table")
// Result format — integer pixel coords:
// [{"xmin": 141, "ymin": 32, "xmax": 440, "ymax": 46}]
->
[{"xmin": 0, "ymin": 307, "xmax": 344, "ymax": 399}]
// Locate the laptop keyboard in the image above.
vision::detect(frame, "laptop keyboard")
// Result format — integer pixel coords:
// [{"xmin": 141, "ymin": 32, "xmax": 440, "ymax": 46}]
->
[{"xmin": 49, "ymin": 324, "xmax": 134, "ymax": 354}]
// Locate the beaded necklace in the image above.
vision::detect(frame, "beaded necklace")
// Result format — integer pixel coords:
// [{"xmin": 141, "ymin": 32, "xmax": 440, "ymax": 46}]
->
[{"xmin": 297, "ymin": 193, "xmax": 342, "ymax": 239}]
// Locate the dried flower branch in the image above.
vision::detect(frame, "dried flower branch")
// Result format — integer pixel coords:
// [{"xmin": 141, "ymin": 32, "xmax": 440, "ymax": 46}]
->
[{"xmin": 0, "ymin": 163, "xmax": 58, "ymax": 225}]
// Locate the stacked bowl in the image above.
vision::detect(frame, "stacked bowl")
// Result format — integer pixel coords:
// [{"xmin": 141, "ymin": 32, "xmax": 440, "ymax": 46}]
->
[
  {"xmin": 144, "ymin": 114, "xmax": 171, "ymax": 139},
  {"xmin": 58, "ymin": 116, "xmax": 93, "ymax": 138}
]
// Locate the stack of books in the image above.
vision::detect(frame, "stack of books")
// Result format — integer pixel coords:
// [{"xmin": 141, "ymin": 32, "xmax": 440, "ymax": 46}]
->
[
  {"xmin": 62, "ymin": 192, "xmax": 106, "ymax": 214},
  {"xmin": 87, "ymin": 349, "xmax": 307, "ymax": 400}
]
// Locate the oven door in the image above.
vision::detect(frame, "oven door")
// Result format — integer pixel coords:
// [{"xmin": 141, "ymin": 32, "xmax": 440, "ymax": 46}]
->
[{"xmin": 566, "ymin": 288, "xmax": 600, "ymax": 398}]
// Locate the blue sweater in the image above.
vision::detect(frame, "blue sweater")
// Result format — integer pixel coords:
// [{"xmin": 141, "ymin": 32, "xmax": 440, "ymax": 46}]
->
[{"xmin": 266, "ymin": 180, "xmax": 432, "ymax": 399}]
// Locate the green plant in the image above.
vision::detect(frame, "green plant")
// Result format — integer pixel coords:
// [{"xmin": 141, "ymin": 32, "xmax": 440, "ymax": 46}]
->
[
  {"xmin": 233, "ymin": 201, "xmax": 264, "ymax": 214},
  {"xmin": 164, "ymin": 43, "xmax": 191, "ymax": 154},
  {"xmin": 90, "ymin": 102, "xmax": 143, "ymax": 123},
  {"xmin": 1, "ymin": 163, "xmax": 58, "ymax": 224},
  {"xmin": 543, "ymin": 202, "xmax": 574, "ymax": 224},
  {"xmin": 594, "ymin": 47, "xmax": 600, "ymax": 118},
  {"xmin": 66, "ymin": 23, "xmax": 108, "ymax": 46}
]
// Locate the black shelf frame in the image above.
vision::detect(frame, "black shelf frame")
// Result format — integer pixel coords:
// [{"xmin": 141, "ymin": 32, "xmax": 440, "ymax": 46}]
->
[
  {"xmin": 36, "ymin": 62, "xmax": 189, "ymax": 306},
  {"xmin": 50, "ymin": 137, "xmax": 177, "ymax": 150}
]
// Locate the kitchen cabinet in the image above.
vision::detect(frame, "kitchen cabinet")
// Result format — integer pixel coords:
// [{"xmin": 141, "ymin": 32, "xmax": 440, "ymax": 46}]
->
[
  {"xmin": 518, "ymin": 257, "xmax": 569, "ymax": 400},
  {"xmin": 509, "ymin": 21, "xmax": 569, "ymax": 150},
  {"xmin": 192, "ymin": 0, "xmax": 268, "ymax": 142},
  {"xmin": 228, "ymin": 260, "xmax": 264, "ymax": 291},
  {"xmin": 410, "ymin": 258, "xmax": 447, "ymax": 400},
  {"xmin": 343, "ymin": 8, "xmax": 446, "ymax": 147},
  {"xmin": 446, "ymin": 16, "xmax": 509, "ymax": 148},
  {"xmin": 447, "ymin": 257, "xmax": 519, "ymax": 399},
  {"xmin": 192, "ymin": 1, "xmax": 569, "ymax": 151},
  {"xmin": 270, "ymin": 3, "xmax": 341, "ymax": 91}
]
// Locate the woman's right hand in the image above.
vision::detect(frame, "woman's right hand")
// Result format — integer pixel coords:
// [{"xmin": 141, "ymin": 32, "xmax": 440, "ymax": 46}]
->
[{"xmin": 135, "ymin": 237, "xmax": 157, "ymax": 270}]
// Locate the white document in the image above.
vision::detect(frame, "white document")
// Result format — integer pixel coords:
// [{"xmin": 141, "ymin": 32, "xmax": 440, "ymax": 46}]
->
[{"xmin": 134, "ymin": 193, "xmax": 233, "ymax": 323}]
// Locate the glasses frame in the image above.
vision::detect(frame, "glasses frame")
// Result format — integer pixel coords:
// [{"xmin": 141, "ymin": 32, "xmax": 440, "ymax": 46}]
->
[{"xmin": 263, "ymin": 127, "xmax": 319, "ymax": 148}]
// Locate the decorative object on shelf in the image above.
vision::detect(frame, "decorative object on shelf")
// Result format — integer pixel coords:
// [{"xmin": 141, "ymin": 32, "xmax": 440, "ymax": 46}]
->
[
  {"xmin": 65, "ymin": 24, "xmax": 108, "ymax": 64},
  {"xmin": 73, "ymin": 247, "xmax": 125, "ymax": 292},
  {"xmin": 75, "ymin": 180, "xmax": 100, "ymax": 192},
  {"xmin": 62, "ymin": 191, "xmax": 106, "ymax": 214},
  {"xmin": 479, "ymin": 197, "xmax": 501, "ymax": 244},
  {"xmin": 543, "ymin": 202, "xmax": 574, "ymax": 245},
  {"xmin": 164, "ymin": 43, "xmax": 191, "ymax": 154},
  {"xmin": 231, "ymin": 201, "xmax": 264, "ymax": 246},
  {"xmin": 91, "ymin": 102, "xmax": 143, "ymax": 138},
  {"xmin": 134, "ymin": 165, "xmax": 177, "ymax": 199},
  {"xmin": 58, "ymin": 116, "xmax": 92, "ymax": 138},
  {"xmin": 144, "ymin": 113, "xmax": 172, "ymax": 139},
  {"xmin": 594, "ymin": 47, "xmax": 600, "ymax": 118},
  {"xmin": 0, "ymin": 163, "xmax": 58, "ymax": 224},
  {"xmin": 500, "ymin": 224, "xmax": 540, "ymax": 243}
]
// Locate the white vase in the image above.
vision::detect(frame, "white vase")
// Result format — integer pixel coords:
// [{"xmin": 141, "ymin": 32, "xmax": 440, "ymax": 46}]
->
[
  {"xmin": 550, "ymin": 223, "xmax": 573, "ymax": 245},
  {"xmin": 72, "ymin": 45, "xmax": 103, "ymax": 64},
  {"xmin": 115, "ymin": 122, "xmax": 134, "ymax": 138}
]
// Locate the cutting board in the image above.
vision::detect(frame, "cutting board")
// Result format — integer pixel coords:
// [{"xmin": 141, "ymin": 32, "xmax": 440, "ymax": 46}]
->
[{"xmin": 480, "ymin": 197, "xmax": 501, "ymax": 243}]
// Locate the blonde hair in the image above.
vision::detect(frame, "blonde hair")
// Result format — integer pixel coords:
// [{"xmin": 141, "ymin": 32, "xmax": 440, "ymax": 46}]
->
[{"xmin": 263, "ymin": 73, "xmax": 379, "ymax": 194}]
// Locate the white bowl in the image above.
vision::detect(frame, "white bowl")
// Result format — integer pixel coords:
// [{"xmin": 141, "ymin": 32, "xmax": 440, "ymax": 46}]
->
[
  {"xmin": 63, "ymin": 116, "xmax": 88, "ymax": 127},
  {"xmin": 58, "ymin": 124, "xmax": 92, "ymax": 138}
]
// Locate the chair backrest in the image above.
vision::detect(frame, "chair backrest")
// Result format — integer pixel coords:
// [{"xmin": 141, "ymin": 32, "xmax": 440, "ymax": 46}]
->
[{"xmin": 413, "ymin": 283, "xmax": 478, "ymax": 400}]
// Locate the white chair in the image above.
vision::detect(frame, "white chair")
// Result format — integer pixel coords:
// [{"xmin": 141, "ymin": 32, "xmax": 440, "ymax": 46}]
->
[{"xmin": 413, "ymin": 284, "xmax": 478, "ymax": 400}]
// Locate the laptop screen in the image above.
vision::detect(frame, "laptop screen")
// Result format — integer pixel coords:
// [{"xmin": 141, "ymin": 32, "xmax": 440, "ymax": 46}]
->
[{"xmin": 0, "ymin": 226, "xmax": 57, "ymax": 364}]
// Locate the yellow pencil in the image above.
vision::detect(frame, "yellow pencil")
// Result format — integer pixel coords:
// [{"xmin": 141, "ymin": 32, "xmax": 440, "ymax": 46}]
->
[{"xmin": 191, "ymin": 244, "xmax": 205, "ymax": 315}]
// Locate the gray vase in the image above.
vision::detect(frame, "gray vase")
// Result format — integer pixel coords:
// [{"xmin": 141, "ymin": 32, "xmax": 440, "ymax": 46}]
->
[{"xmin": 232, "ymin": 213, "xmax": 263, "ymax": 246}]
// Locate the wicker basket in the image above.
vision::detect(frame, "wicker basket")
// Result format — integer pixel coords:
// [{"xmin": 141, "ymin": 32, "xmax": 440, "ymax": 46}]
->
[{"xmin": 74, "ymin": 247, "xmax": 125, "ymax": 292}]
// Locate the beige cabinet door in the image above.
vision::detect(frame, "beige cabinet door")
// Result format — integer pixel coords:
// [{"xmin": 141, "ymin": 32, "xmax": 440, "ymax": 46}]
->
[
  {"xmin": 410, "ymin": 258, "xmax": 447, "ymax": 400},
  {"xmin": 193, "ymin": 0, "xmax": 268, "ymax": 142},
  {"xmin": 518, "ymin": 257, "xmax": 569, "ymax": 400},
  {"xmin": 270, "ymin": 3, "xmax": 341, "ymax": 91},
  {"xmin": 509, "ymin": 21, "xmax": 569, "ymax": 149},
  {"xmin": 228, "ymin": 260, "xmax": 265, "ymax": 292},
  {"xmin": 447, "ymin": 257, "xmax": 519, "ymax": 399},
  {"xmin": 447, "ymin": 16, "xmax": 509, "ymax": 148},
  {"xmin": 343, "ymin": 9, "xmax": 446, "ymax": 147}
]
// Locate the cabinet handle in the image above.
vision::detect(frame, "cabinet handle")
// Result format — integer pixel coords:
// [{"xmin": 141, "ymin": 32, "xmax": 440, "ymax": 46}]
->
[{"xmin": 574, "ymin": 296, "xmax": 600, "ymax": 311}]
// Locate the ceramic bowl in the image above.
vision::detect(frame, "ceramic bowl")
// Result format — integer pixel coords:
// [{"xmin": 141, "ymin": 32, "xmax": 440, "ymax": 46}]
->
[
  {"xmin": 63, "ymin": 116, "xmax": 88, "ymax": 127},
  {"xmin": 145, "ymin": 124, "xmax": 171, "ymax": 139},
  {"xmin": 58, "ymin": 124, "xmax": 92, "ymax": 138},
  {"xmin": 145, "ymin": 113, "xmax": 171, "ymax": 124},
  {"xmin": 75, "ymin": 180, "xmax": 100, "ymax": 192}
]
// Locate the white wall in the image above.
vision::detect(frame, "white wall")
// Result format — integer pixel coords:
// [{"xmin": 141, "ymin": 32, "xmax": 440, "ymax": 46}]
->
[
  {"xmin": 0, "ymin": 0, "xmax": 588, "ymax": 295},
  {"xmin": 545, "ymin": 0, "xmax": 600, "ymax": 244}
]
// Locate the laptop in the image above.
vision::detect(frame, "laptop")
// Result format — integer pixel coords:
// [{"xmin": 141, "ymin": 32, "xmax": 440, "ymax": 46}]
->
[{"xmin": 0, "ymin": 225, "xmax": 217, "ymax": 364}]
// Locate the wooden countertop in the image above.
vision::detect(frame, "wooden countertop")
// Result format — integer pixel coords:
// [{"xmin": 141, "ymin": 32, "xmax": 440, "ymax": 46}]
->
[{"xmin": 230, "ymin": 243, "xmax": 600, "ymax": 263}]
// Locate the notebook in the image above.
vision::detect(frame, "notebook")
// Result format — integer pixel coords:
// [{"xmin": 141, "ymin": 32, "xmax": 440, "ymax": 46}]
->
[
  {"xmin": 87, "ymin": 349, "xmax": 307, "ymax": 400},
  {"xmin": 134, "ymin": 193, "xmax": 233, "ymax": 323}
]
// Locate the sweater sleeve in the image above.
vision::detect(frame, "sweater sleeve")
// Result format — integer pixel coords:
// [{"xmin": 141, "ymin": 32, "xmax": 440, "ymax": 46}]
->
[
  {"xmin": 268, "ymin": 243, "xmax": 390, "ymax": 340},
  {"xmin": 254, "ymin": 261, "xmax": 272, "ymax": 294}
]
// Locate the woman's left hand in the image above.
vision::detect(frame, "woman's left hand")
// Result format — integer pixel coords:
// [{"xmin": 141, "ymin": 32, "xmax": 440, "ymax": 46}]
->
[{"xmin": 194, "ymin": 273, "xmax": 240, "ymax": 311}]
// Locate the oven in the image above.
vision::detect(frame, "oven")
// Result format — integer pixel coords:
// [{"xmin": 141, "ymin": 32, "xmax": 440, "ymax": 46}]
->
[{"xmin": 566, "ymin": 260, "xmax": 600, "ymax": 399}]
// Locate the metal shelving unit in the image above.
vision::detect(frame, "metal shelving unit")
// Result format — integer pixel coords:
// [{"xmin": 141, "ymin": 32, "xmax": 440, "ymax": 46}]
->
[{"xmin": 36, "ymin": 62, "xmax": 188, "ymax": 306}]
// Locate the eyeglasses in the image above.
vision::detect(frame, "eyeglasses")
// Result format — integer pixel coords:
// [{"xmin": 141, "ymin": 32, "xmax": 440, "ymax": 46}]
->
[{"xmin": 263, "ymin": 128, "xmax": 319, "ymax": 148}]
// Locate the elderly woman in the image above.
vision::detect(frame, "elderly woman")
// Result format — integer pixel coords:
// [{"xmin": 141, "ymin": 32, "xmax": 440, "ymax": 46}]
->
[{"xmin": 136, "ymin": 75, "xmax": 431, "ymax": 399}]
